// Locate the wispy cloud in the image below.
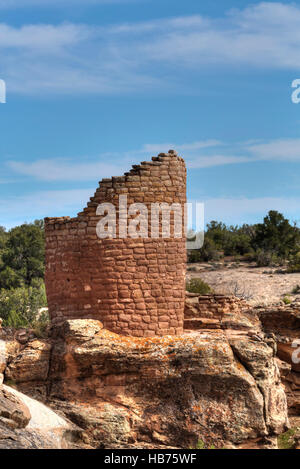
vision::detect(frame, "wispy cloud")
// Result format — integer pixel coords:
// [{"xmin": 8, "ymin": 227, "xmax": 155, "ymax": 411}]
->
[
  {"xmin": 0, "ymin": 188, "xmax": 93, "ymax": 228},
  {"xmin": 6, "ymin": 140, "xmax": 226, "ymax": 181},
  {"xmin": 7, "ymin": 137, "xmax": 300, "ymax": 182},
  {"xmin": 0, "ymin": 0, "xmax": 130, "ymax": 8},
  {"xmin": 203, "ymin": 196, "xmax": 300, "ymax": 225},
  {"xmin": 141, "ymin": 140, "xmax": 222, "ymax": 154},
  {"xmin": 8, "ymin": 158, "xmax": 127, "ymax": 181},
  {"xmin": 140, "ymin": 138, "xmax": 300, "ymax": 169},
  {"xmin": 2, "ymin": 3, "xmax": 300, "ymax": 95},
  {"xmin": 0, "ymin": 23, "xmax": 92, "ymax": 50},
  {"xmin": 187, "ymin": 155, "xmax": 252, "ymax": 169},
  {"xmin": 248, "ymin": 139, "xmax": 300, "ymax": 162},
  {"xmin": 187, "ymin": 138, "xmax": 300, "ymax": 169},
  {"xmin": 3, "ymin": 135, "xmax": 300, "ymax": 228},
  {"xmin": 2, "ymin": 191, "xmax": 300, "ymax": 230}
]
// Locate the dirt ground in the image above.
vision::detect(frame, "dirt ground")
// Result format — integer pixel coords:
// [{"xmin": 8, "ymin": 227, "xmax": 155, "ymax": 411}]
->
[{"xmin": 187, "ymin": 261, "xmax": 300, "ymax": 306}]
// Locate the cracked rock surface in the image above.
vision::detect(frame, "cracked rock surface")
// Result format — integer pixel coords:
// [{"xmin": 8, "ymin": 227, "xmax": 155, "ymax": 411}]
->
[{"xmin": 0, "ymin": 308, "xmax": 290, "ymax": 449}]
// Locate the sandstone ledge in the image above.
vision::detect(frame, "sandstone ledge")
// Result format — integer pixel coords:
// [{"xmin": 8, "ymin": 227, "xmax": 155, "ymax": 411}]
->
[
  {"xmin": 0, "ymin": 301, "xmax": 292, "ymax": 450},
  {"xmin": 43, "ymin": 320, "xmax": 288, "ymax": 448}
]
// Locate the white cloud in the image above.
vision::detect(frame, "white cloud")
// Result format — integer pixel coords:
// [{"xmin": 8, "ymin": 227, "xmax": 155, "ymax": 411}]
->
[
  {"xmin": 248, "ymin": 139, "xmax": 300, "ymax": 161},
  {"xmin": 203, "ymin": 196, "xmax": 300, "ymax": 225},
  {"xmin": 143, "ymin": 137, "xmax": 300, "ymax": 169},
  {"xmin": 4, "ymin": 134, "xmax": 300, "ymax": 227},
  {"xmin": 187, "ymin": 155, "xmax": 252, "ymax": 169},
  {"xmin": 7, "ymin": 141, "xmax": 225, "ymax": 181},
  {"xmin": 133, "ymin": 3, "xmax": 300, "ymax": 69},
  {"xmin": 0, "ymin": 23, "xmax": 91, "ymax": 50},
  {"xmin": 7, "ymin": 137, "xmax": 300, "ymax": 184},
  {"xmin": 187, "ymin": 138, "xmax": 300, "ymax": 169},
  {"xmin": 142, "ymin": 140, "xmax": 222, "ymax": 154},
  {"xmin": 0, "ymin": 0, "xmax": 128, "ymax": 8},
  {"xmin": 0, "ymin": 188, "xmax": 93, "ymax": 228},
  {"xmin": 2, "ymin": 3, "xmax": 300, "ymax": 95},
  {"xmin": 8, "ymin": 158, "xmax": 126, "ymax": 181},
  {"xmin": 2, "ymin": 191, "xmax": 300, "ymax": 230}
]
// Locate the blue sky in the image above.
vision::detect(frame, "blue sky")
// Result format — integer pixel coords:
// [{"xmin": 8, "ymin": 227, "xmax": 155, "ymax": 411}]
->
[{"xmin": 0, "ymin": 0, "xmax": 300, "ymax": 228}]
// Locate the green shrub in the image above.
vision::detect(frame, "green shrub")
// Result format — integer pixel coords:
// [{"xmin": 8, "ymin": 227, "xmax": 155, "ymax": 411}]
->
[
  {"xmin": 278, "ymin": 428, "xmax": 298, "ymax": 450},
  {"xmin": 288, "ymin": 264, "xmax": 300, "ymax": 273},
  {"xmin": 0, "ymin": 280, "xmax": 48, "ymax": 328},
  {"xmin": 283, "ymin": 296, "xmax": 292, "ymax": 305},
  {"xmin": 188, "ymin": 238, "xmax": 221, "ymax": 263},
  {"xmin": 190, "ymin": 211, "xmax": 300, "ymax": 266},
  {"xmin": 241, "ymin": 251, "xmax": 257, "ymax": 262},
  {"xmin": 0, "ymin": 221, "xmax": 45, "ymax": 290},
  {"xmin": 188, "ymin": 250, "xmax": 203, "ymax": 263},
  {"xmin": 288, "ymin": 252, "xmax": 300, "ymax": 273},
  {"xmin": 253, "ymin": 211, "xmax": 300, "ymax": 259},
  {"xmin": 32, "ymin": 310, "xmax": 50, "ymax": 338},
  {"xmin": 194, "ymin": 439, "xmax": 216, "ymax": 450},
  {"xmin": 254, "ymin": 249, "xmax": 284, "ymax": 267},
  {"xmin": 186, "ymin": 278, "xmax": 212, "ymax": 295}
]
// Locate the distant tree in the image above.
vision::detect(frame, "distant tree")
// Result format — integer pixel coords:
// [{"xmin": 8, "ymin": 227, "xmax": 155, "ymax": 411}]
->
[
  {"xmin": 0, "ymin": 280, "xmax": 47, "ymax": 328},
  {"xmin": 253, "ymin": 211, "xmax": 300, "ymax": 258},
  {"xmin": 0, "ymin": 266, "xmax": 21, "ymax": 289},
  {"xmin": 1, "ymin": 222, "xmax": 45, "ymax": 288},
  {"xmin": 205, "ymin": 221, "xmax": 228, "ymax": 250},
  {"xmin": 0, "ymin": 226, "xmax": 7, "ymax": 251}
]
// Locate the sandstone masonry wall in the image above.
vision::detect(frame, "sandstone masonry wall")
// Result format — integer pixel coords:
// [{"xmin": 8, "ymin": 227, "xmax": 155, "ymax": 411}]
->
[
  {"xmin": 185, "ymin": 294, "xmax": 248, "ymax": 319},
  {"xmin": 184, "ymin": 294, "xmax": 250, "ymax": 330},
  {"xmin": 45, "ymin": 150, "xmax": 187, "ymax": 337}
]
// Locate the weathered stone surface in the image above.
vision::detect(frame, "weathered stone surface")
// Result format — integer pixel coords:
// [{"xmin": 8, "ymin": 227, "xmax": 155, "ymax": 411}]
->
[
  {"xmin": 4, "ymin": 339, "xmax": 51, "ymax": 401},
  {"xmin": 5, "ymin": 339, "xmax": 51, "ymax": 384},
  {"xmin": 184, "ymin": 293, "xmax": 260, "ymax": 332},
  {"xmin": 0, "ymin": 386, "xmax": 31, "ymax": 429},
  {"xmin": 258, "ymin": 304, "xmax": 300, "ymax": 343},
  {"xmin": 0, "ymin": 337, "xmax": 20, "ymax": 375},
  {"xmin": 0, "ymin": 301, "xmax": 292, "ymax": 450},
  {"xmin": 227, "ymin": 334, "xmax": 287, "ymax": 434},
  {"xmin": 258, "ymin": 304, "xmax": 300, "ymax": 421},
  {"xmin": 277, "ymin": 343, "xmax": 300, "ymax": 373},
  {"xmin": 0, "ymin": 384, "xmax": 84, "ymax": 449},
  {"xmin": 46, "ymin": 319, "xmax": 289, "ymax": 449}
]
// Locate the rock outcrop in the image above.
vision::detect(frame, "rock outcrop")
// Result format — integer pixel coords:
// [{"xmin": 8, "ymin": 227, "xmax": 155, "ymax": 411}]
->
[
  {"xmin": 0, "ymin": 386, "xmax": 31, "ymax": 430},
  {"xmin": 0, "ymin": 382, "xmax": 83, "ymax": 449},
  {"xmin": 258, "ymin": 304, "xmax": 300, "ymax": 419},
  {"xmin": 0, "ymin": 309, "xmax": 289, "ymax": 449},
  {"xmin": 46, "ymin": 319, "xmax": 288, "ymax": 449},
  {"xmin": 0, "ymin": 327, "xmax": 85, "ymax": 448},
  {"xmin": 0, "ymin": 296, "xmax": 294, "ymax": 449}
]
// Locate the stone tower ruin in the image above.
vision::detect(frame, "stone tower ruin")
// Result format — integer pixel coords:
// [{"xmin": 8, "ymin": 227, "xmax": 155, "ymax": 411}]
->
[{"xmin": 45, "ymin": 150, "xmax": 187, "ymax": 337}]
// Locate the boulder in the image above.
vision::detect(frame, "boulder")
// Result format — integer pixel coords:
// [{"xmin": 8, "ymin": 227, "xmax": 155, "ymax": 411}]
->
[
  {"xmin": 5, "ymin": 339, "xmax": 51, "ymax": 400},
  {"xmin": 0, "ymin": 384, "xmax": 83, "ymax": 449},
  {"xmin": 0, "ymin": 386, "xmax": 31, "ymax": 429},
  {"xmin": 258, "ymin": 305, "xmax": 300, "ymax": 420}
]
